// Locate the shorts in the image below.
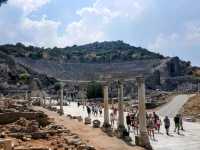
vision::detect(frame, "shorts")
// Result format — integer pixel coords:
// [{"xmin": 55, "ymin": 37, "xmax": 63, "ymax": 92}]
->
[{"xmin": 175, "ymin": 123, "xmax": 180, "ymax": 128}]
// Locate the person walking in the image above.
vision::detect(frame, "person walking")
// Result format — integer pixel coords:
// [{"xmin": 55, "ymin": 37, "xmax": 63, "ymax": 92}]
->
[
  {"xmin": 164, "ymin": 116, "xmax": 170, "ymax": 135},
  {"xmin": 86, "ymin": 105, "xmax": 91, "ymax": 118},
  {"xmin": 174, "ymin": 114, "xmax": 180, "ymax": 134},
  {"xmin": 99, "ymin": 106, "xmax": 102, "ymax": 116},
  {"xmin": 179, "ymin": 114, "xmax": 184, "ymax": 131},
  {"xmin": 147, "ymin": 116, "xmax": 155, "ymax": 140},
  {"xmin": 126, "ymin": 113, "xmax": 131, "ymax": 132},
  {"xmin": 110, "ymin": 113, "xmax": 115, "ymax": 127},
  {"xmin": 156, "ymin": 117, "xmax": 162, "ymax": 133}
]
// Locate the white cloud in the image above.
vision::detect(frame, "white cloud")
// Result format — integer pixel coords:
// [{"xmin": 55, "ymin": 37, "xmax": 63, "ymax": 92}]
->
[
  {"xmin": 148, "ymin": 33, "xmax": 180, "ymax": 56},
  {"xmin": 9, "ymin": 0, "xmax": 50, "ymax": 14},
  {"xmin": 185, "ymin": 22, "xmax": 200, "ymax": 44},
  {"xmin": 20, "ymin": 16, "xmax": 61, "ymax": 47},
  {"xmin": 61, "ymin": 0, "xmax": 150, "ymax": 46},
  {"xmin": 149, "ymin": 22, "xmax": 200, "ymax": 54},
  {"xmin": 0, "ymin": 0, "xmax": 150, "ymax": 47}
]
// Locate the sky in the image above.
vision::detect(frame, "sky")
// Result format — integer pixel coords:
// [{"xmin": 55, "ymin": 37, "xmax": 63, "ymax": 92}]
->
[{"xmin": 0, "ymin": 0, "xmax": 200, "ymax": 66}]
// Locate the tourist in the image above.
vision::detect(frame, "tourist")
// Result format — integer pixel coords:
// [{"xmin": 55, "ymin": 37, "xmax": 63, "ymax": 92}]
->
[
  {"xmin": 95, "ymin": 105, "xmax": 99, "ymax": 116},
  {"xmin": 179, "ymin": 114, "xmax": 184, "ymax": 131},
  {"xmin": 174, "ymin": 114, "xmax": 180, "ymax": 134},
  {"xmin": 77, "ymin": 101, "xmax": 80, "ymax": 107},
  {"xmin": 133, "ymin": 114, "xmax": 139, "ymax": 135},
  {"xmin": 156, "ymin": 117, "xmax": 162, "ymax": 133},
  {"xmin": 153, "ymin": 112, "xmax": 159, "ymax": 125},
  {"xmin": 164, "ymin": 116, "xmax": 170, "ymax": 135},
  {"xmin": 86, "ymin": 105, "xmax": 91, "ymax": 118},
  {"xmin": 110, "ymin": 113, "xmax": 115, "ymax": 127},
  {"xmin": 126, "ymin": 113, "xmax": 131, "ymax": 132},
  {"xmin": 99, "ymin": 106, "xmax": 102, "ymax": 116},
  {"xmin": 92, "ymin": 105, "xmax": 95, "ymax": 115},
  {"xmin": 113, "ymin": 107, "xmax": 117, "ymax": 117},
  {"xmin": 130, "ymin": 113, "xmax": 135, "ymax": 130},
  {"xmin": 147, "ymin": 115, "xmax": 155, "ymax": 140}
]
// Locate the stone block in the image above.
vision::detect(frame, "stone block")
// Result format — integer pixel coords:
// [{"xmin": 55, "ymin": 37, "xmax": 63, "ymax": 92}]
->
[
  {"xmin": 84, "ymin": 117, "xmax": 91, "ymax": 125},
  {"xmin": 92, "ymin": 120, "xmax": 101, "ymax": 128}
]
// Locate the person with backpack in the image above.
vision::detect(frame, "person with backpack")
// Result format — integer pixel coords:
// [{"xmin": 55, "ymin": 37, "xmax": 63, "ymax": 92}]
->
[{"xmin": 164, "ymin": 116, "xmax": 170, "ymax": 135}]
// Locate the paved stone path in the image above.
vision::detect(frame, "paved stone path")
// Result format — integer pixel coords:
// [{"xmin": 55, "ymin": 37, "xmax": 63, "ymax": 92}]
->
[
  {"xmin": 57, "ymin": 94, "xmax": 200, "ymax": 150},
  {"xmin": 158, "ymin": 95, "xmax": 195, "ymax": 117}
]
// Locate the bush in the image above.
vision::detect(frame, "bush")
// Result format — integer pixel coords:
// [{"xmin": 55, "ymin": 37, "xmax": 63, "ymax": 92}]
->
[
  {"xmin": 19, "ymin": 73, "xmax": 30, "ymax": 83},
  {"xmin": 86, "ymin": 81, "xmax": 103, "ymax": 99}
]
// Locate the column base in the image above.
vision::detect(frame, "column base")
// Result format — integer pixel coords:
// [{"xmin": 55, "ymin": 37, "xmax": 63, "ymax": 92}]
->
[
  {"xmin": 101, "ymin": 123, "xmax": 113, "ymax": 136},
  {"xmin": 137, "ymin": 131, "xmax": 152, "ymax": 150},
  {"xmin": 102, "ymin": 122, "xmax": 111, "ymax": 128},
  {"xmin": 58, "ymin": 109, "xmax": 64, "ymax": 115},
  {"xmin": 116, "ymin": 125, "xmax": 127, "ymax": 137}
]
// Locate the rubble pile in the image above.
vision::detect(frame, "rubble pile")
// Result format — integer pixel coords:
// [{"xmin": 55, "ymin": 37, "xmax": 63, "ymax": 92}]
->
[{"xmin": 0, "ymin": 99, "xmax": 96, "ymax": 150}]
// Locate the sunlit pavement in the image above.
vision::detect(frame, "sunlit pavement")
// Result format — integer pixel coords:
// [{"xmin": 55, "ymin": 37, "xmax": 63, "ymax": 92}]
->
[{"xmin": 56, "ymin": 97, "xmax": 200, "ymax": 150}]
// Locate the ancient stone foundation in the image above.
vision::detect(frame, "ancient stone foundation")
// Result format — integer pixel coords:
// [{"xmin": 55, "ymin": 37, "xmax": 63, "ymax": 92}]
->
[{"xmin": 0, "ymin": 112, "xmax": 50, "ymax": 126}]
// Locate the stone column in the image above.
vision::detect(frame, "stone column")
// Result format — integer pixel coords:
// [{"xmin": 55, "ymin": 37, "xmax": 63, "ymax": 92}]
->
[
  {"xmin": 103, "ymin": 84, "xmax": 110, "ymax": 127},
  {"xmin": 60, "ymin": 83, "xmax": 64, "ymax": 115},
  {"xmin": 117, "ymin": 82, "xmax": 125, "ymax": 129},
  {"xmin": 136, "ymin": 76, "xmax": 152, "ymax": 150},
  {"xmin": 43, "ymin": 96, "xmax": 46, "ymax": 107},
  {"xmin": 25, "ymin": 91, "xmax": 28, "ymax": 100}
]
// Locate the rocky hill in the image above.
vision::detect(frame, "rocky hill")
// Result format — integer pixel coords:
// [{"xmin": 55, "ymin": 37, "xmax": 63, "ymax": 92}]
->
[{"xmin": 0, "ymin": 41, "xmax": 199, "ymax": 92}]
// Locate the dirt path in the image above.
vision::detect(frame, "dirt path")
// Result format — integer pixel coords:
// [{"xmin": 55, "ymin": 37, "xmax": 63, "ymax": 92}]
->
[{"xmin": 34, "ymin": 107, "xmax": 144, "ymax": 150}]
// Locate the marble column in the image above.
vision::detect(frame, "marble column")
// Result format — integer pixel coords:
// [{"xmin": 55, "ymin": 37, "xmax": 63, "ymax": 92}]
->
[
  {"xmin": 103, "ymin": 84, "xmax": 110, "ymax": 127},
  {"xmin": 117, "ymin": 82, "xmax": 125, "ymax": 129},
  {"xmin": 49, "ymin": 97, "xmax": 52, "ymax": 107},
  {"xmin": 60, "ymin": 83, "xmax": 64, "ymax": 115},
  {"xmin": 136, "ymin": 76, "xmax": 152, "ymax": 149}
]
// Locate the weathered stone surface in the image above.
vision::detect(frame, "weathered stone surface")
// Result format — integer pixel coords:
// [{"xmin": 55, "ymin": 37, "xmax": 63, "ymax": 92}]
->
[
  {"xmin": 0, "ymin": 112, "xmax": 50, "ymax": 126},
  {"xmin": 14, "ymin": 146, "xmax": 50, "ymax": 150},
  {"xmin": 31, "ymin": 132, "xmax": 48, "ymax": 139}
]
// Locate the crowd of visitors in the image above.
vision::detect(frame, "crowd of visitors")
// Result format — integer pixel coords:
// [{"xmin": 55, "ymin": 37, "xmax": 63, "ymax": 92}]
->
[
  {"xmin": 125, "ymin": 110, "xmax": 184, "ymax": 140},
  {"xmin": 78, "ymin": 102, "xmax": 185, "ymax": 140}
]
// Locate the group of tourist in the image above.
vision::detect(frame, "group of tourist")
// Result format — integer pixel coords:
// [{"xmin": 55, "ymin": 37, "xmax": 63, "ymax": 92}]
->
[
  {"xmin": 125, "ymin": 111, "xmax": 184, "ymax": 139},
  {"xmin": 164, "ymin": 114, "xmax": 184, "ymax": 135},
  {"xmin": 85, "ymin": 103, "xmax": 103, "ymax": 118},
  {"xmin": 79, "ymin": 102, "xmax": 185, "ymax": 140}
]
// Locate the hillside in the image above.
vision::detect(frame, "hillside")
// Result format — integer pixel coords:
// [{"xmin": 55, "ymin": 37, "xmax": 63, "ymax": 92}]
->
[{"xmin": 0, "ymin": 41, "xmax": 199, "ymax": 91}]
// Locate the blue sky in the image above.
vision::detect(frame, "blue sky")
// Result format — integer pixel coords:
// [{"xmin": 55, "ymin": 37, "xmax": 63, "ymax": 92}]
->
[{"xmin": 0, "ymin": 0, "xmax": 200, "ymax": 66}]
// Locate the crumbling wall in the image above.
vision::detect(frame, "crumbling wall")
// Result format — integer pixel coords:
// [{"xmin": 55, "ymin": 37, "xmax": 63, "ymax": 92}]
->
[{"xmin": 0, "ymin": 112, "xmax": 50, "ymax": 126}]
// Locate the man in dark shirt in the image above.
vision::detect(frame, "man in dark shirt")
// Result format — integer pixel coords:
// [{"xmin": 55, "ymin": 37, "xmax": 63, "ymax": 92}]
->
[
  {"xmin": 126, "ymin": 113, "xmax": 131, "ymax": 132},
  {"xmin": 174, "ymin": 114, "xmax": 180, "ymax": 134}
]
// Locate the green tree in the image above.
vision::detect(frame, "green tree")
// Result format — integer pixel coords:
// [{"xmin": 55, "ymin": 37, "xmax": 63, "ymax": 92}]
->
[
  {"xmin": 86, "ymin": 81, "xmax": 103, "ymax": 99},
  {"xmin": 19, "ymin": 73, "xmax": 30, "ymax": 83}
]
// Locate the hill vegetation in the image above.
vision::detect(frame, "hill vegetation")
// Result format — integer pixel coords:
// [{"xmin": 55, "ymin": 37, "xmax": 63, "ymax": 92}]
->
[{"xmin": 0, "ymin": 41, "xmax": 164, "ymax": 63}]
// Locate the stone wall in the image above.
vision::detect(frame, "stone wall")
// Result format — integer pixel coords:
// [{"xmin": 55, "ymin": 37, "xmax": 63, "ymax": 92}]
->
[{"xmin": 0, "ymin": 112, "xmax": 49, "ymax": 126}]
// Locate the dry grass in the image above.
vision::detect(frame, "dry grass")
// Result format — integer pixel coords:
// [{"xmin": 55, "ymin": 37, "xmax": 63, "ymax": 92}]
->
[{"xmin": 183, "ymin": 95, "xmax": 200, "ymax": 119}]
